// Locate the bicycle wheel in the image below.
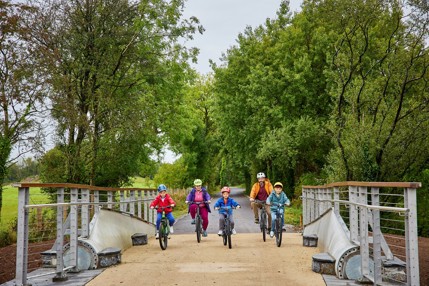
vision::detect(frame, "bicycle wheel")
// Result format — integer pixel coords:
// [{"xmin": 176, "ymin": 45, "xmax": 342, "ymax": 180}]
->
[
  {"xmin": 261, "ymin": 211, "xmax": 266, "ymax": 242},
  {"xmin": 195, "ymin": 215, "xmax": 202, "ymax": 243},
  {"xmin": 275, "ymin": 216, "xmax": 282, "ymax": 247},
  {"xmin": 227, "ymin": 220, "xmax": 232, "ymax": 249},
  {"xmin": 222, "ymin": 219, "xmax": 229, "ymax": 245},
  {"xmin": 159, "ymin": 222, "xmax": 168, "ymax": 250}
]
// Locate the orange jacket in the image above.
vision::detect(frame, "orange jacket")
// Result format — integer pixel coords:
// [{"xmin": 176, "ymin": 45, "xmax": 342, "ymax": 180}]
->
[{"xmin": 250, "ymin": 178, "xmax": 273, "ymax": 199}]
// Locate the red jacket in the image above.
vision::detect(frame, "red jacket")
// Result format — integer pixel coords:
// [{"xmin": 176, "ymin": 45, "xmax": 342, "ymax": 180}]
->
[{"xmin": 150, "ymin": 193, "xmax": 175, "ymax": 213}]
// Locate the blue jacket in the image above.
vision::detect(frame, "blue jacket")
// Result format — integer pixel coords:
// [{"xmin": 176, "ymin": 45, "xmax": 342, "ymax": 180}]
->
[
  {"xmin": 186, "ymin": 187, "xmax": 211, "ymax": 213},
  {"xmin": 213, "ymin": 197, "xmax": 240, "ymax": 215},
  {"xmin": 266, "ymin": 192, "xmax": 290, "ymax": 212}
]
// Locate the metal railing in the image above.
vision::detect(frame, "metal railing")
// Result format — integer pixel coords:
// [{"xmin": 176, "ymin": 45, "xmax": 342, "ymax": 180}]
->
[
  {"xmin": 13, "ymin": 182, "xmax": 157, "ymax": 286},
  {"xmin": 302, "ymin": 181, "xmax": 421, "ymax": 286}
]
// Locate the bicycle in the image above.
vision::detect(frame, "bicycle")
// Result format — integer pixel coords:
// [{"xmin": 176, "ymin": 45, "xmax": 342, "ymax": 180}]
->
[
  {"xmin": 155, "ymin": 206, "xmax": 173, "ymax": 250},
  {"xmin": 188, "ymin": 201, "xmax": 209, "ymax": 243},
  {"xmin": 254, "ymin": 199, "xmax": 268, "ymax": 242},
  {"xmin": 216, "ymin": 206, "xmax": 238, "ymax": 249},
  {"xmin": 271, "ymin": 202, "xmax": 286, "ymax": 247}
]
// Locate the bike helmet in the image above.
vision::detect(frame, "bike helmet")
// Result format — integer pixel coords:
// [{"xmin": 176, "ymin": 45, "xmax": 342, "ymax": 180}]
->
[
  {"xmin": 221, "ymin": 186, "xmax": 230, "ymax": 194},
  {"xmin": 157, "ymin": 184, "xmax": 167, "ymax": 192},
  {"xmin": 274, "ymin": 182, "xmax": 283, "ymax": 188},
  {"xmin": 256, "ymin": 172, "xmax": 266, "ymax": 179},
  {"xmin": 194, "ymin": 179, "xmax": 202, "ymax": 186}
]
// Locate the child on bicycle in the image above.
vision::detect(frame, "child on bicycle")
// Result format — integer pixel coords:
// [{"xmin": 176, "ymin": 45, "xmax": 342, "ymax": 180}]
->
[
  {"xmin": 150, "ymin": 184, "xmax": 176, "ymax": 239},
  {"xmin": 213, "ymin": 186, "xmax": 241, "ymax": 236},
  {"xmin": 185, "ymin": 179, "xmax": 211, "ymax": 237},
  {"xmin": 266, "ymin": 182, "xmax": 290, "ymax": 238}
]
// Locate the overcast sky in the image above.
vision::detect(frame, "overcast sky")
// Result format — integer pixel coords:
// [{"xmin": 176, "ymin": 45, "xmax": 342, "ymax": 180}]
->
[{"xmin": 182, "ymin": 0, "xmax": 303, "ymax": 75}]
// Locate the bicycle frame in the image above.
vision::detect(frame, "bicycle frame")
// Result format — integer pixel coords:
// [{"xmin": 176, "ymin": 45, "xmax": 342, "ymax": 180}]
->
[
  {"xmin": 155, "ymin": 206, "xmax": 172, "ymax": 250},
  {"xmin": 254, "ymin": 199, "xmax": 268, "ymax": 242},
  {"xmin": 189, "ymin": 201, "xmax": 208, "ymax": 243},
  {"xmin": 218, "ymin": 206, "xmax": 236, "ymax": 249},
  {"xmin": 272, "ymin": 202, "xmax": 285, "ymax": 247}
]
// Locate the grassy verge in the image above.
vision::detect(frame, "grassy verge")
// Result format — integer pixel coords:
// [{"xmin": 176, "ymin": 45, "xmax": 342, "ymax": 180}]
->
[{"xmin": 1, "ymin": 185, "xmax": 49, "ymax": 230}]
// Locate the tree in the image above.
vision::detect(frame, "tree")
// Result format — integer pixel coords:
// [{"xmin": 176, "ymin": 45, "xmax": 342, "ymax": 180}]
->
[
  {"xmin": 0, "ymin": 1, "xmax": 47, "ymax": 217},
  {"xmin": 213, "ymin": 0, "xmax": 333, "ymax": 192},
  {"xmin": 30, "ymin": 0, "xmax": 202, "ymax": 187}
]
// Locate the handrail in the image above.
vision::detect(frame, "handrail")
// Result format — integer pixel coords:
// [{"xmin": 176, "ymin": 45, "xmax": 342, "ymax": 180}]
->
[
  {"xmin": 12, "ymin": 182, "xmax": 156, "ymax": 192},
  {"xmin": 302, "ymin": 181, "xmax": 421, "ymax": 189}
]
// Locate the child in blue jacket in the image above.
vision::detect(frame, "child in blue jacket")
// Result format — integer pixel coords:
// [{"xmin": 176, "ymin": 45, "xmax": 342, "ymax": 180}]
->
[
  {"xmin": 214, "ymin": 186, "xmax": 241, "ymax": 235},
  {"xmin": 266, "ymin": 182, "xmax": 290, "ymax": 238}
]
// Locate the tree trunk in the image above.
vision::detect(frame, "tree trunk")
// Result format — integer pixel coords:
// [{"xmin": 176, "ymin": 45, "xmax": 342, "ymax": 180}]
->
[{"xmin": 0, "ymin": 137, "xmax": 12, "ymax": 221}]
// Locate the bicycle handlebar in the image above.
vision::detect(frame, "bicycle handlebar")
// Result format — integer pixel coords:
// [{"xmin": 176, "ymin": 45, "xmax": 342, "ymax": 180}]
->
[
  {"xmin": 187, "ymin": 201, "xmax": 210, "ymax": 205},
  {"xmin": 154, "ymin": 205, "xmax": 175, "ymax": 210},
  {"xmin": 253, "ymin": 199, "xmax": 266, "ymax": 204},
  {"xmin": 215, "ymin": 206, "xmax": 239, "ymax": 210},
  {"xmin": 269, "ymin": 202, "xmax": 290, "ymax": 207}
]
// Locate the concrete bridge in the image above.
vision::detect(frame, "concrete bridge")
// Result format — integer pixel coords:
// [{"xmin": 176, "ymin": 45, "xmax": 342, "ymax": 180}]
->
[{"xmin": 2, "ymin": 181, "xmax": 421, "ymax": 285}]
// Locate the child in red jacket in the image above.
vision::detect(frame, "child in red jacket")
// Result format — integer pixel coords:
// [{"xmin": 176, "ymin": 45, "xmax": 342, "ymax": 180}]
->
[{"xmin": 150, "ymin": 184, "xmax": 176, "ymax": 239}]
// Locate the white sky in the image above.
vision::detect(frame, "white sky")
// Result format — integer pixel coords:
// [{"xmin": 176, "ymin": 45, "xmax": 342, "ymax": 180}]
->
[{"xmin": 182, "ymin": 0, "xmax": 303, "ymax": 75}]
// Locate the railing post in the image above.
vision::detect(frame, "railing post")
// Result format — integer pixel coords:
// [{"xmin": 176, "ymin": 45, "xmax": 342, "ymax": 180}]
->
[
  {"xmin": 69, "ymin": 188, "xmax": 79, "ymax": 272},
  {"xmin": 15, "ymin": 187, "xmax": 30, "ymax": 286},
  {"xmin": 81, "ymin": 188, "xmax": 89, "ymax": 238},
  {"xmin": 120, "ymin": 190, "xmax": 125, "ymax": 212},
  {"xmin": 310, "ymin": 189, "xmax": 315, "ymax": 222},
  {"xmin": 137, "ymin": 190, "xmax": 142, "ymax": 219},
  {"xmin": 129, "ymin": 190, "xmax": 135, "ymax": 215},
  {"xmin": 107, "ymin": 191, "xmax": 113, "ymax": 209},
  {"xmin": 53, "ymin": 188, "xmax": 67, "ymax": 282},
  {"xmin": 144, "ymin": 190, "xmax": 149, "ymax": 221},
  {"xmin": 93, "ymin": 190, "xmax": 99, "ymax": 214},
  {"xmin": 333, "ymin": 187, "xmax": 340, "ymax": 216},
  {"xmin": 371, "ymin": 187, "xmax": 382, "ymax": 284},
  {"xmin": 358, "ymin": 186, "xmax": 370, "ymax": 280},
  {"xmin": 349, "ymin": 186, "xmax": 359, "ymax": 242},
  {"xmin": 404, "ymin": 187, "xmax": 419, "ymax": 286}
]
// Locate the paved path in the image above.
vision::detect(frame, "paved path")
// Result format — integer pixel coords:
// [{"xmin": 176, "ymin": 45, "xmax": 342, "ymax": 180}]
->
[
  {"xmin": 175, "ymin": 187, "xmax": 293, "ymax": 236},
  {"xmin": 86, "ymin": 233, "xmax": 325, "ymax": 286}
]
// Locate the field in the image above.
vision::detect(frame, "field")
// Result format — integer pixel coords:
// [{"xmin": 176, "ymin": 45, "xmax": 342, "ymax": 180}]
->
[{"xmin": 0, "ymin": 185, "xmax": 49, "ymax": 232}]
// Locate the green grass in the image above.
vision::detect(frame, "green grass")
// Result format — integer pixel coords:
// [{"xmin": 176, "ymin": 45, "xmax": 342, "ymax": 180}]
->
[
  {"xmin": 285, "ymin": 204, "xmax": 302, "ymax": 227},
  {"xmin": 130, "ymin": 176, "xmax": 156, "ymax": 188},
  {"xmin": 1, "ymin": 185, "xmax": 49, "ymax": 231}
]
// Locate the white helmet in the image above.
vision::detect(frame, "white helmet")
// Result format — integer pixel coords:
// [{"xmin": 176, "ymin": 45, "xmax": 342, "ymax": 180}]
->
[{"xmin": 256, "ymin": 172, "xmax": 266, "ymax": 179}]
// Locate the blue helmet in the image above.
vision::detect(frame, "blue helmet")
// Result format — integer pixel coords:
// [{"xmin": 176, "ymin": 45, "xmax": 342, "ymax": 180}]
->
[{"xmin": 157, "ymin": 184, "xmax": 167, "ymax": 192}]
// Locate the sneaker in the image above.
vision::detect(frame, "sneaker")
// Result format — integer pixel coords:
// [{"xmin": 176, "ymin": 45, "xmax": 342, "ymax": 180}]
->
[
  {"xmin": 254, "ymin": 219, "xmax": 259, "ymax": 224},
  {"xmin": 191, "ymin": 219, "xmax": 195, "ymax": 224},
  {"xmin": 267, "ymin": 228, "xmax": 271, "ymax": 234},
  {"xmin": 202, "ymin": 230, "xmax": 208, "ymax": 237},
  {"xmin": 270, "ymin": 231, "xmax": 274, "ymax": 238},
  {"xmin": 155, "ymin": 232, "xmax": 159, "ymax": 239},
  {"xmin": 170, "ymin": 226, "xmax": 174, "ymax": 234},
  {"xmin": 232, "ymin": 229, "xmax": 237, "ymax": 235},
  {"xmin": 218, "ymin": 230, "xmax": 223, "ymax": 236}
]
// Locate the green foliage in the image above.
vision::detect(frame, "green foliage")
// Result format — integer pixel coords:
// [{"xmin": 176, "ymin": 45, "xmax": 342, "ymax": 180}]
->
[
  {"xmin": 154, "ymin": 159, "xmax": 188, "ymax": 189},
  {"xmin": 29, "ymin": 0, "xmax": 203, "ymax": 187}
]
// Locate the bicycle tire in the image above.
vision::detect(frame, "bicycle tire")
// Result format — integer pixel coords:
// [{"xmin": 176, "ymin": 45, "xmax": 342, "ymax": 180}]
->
[
  {"xmin": 261, "ymin": 211, "xmax": 266, "ymax": 242},
  {"xmin": 224, "ymin": 218, "xmax": 232, "ymax": 248},
  {"xmin": 222, "ymin": 217, "xmax": 229, "ymax": 246},
  {"xmin": 159, "ymin": 221, "xmax": 168, "ymax": 250},
  {"xmin": 276, "ymin": 216, "xmax": 282, "ymax": 247},
  {"xmin": 195, "ymin": 215, "xmax": 202, "ymax": 243},
  {"xmin": 227, "ymin": 232, "xmax": 232, "ymax": 249}
]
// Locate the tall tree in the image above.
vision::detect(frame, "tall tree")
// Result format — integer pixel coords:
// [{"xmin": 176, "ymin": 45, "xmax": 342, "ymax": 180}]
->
[
  {"xmin": 0, "ymin": 1, "xmax": 46, "ymax": 216},
  {"xmin": 31, "ymin": 0, "xmax": 202, "ymax": 186}
]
